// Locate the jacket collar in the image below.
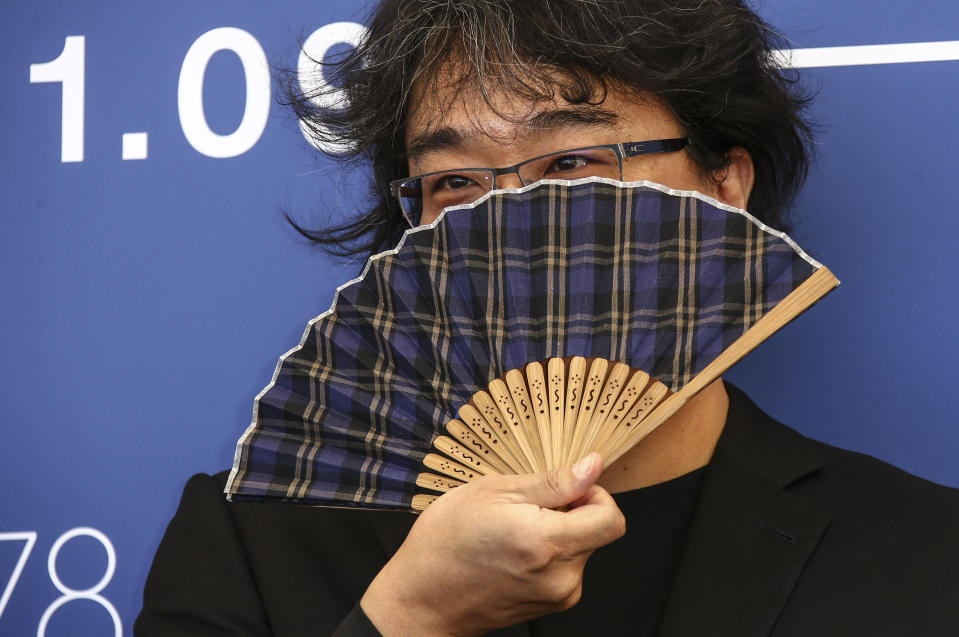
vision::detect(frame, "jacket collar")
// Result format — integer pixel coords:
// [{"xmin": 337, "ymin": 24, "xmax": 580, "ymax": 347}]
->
[
  {"xmin": 657, "ymin": 382, "xmax": 831, "ymax": 637},
  {"xmin": 714, "ymin": 383, "xmax": 827, "ymax": 488}
]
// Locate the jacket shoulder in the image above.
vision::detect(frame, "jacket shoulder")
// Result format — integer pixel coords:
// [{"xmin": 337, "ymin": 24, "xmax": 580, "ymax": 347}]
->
[
  {"xmin": 139, "ymin": 471, "xmax": 413, "ymax": 636},
  {"xmin": 722, "ymin": 383, "xmax": 959, "ymax": 520}
]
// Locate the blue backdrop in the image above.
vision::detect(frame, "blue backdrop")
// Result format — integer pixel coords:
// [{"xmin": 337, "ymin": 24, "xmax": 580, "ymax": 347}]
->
[{"xmin": 2, "ymin": 1, "xmax": 957, "ymax": 634}]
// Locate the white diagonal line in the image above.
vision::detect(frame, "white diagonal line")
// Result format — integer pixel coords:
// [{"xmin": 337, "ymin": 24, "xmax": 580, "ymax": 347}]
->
[
  {"xmin": 774, "ymin": 40, "xmax": 959, "ymax": 69},
  {"xmin": 0, "ymin": 532, "xmax": 36, "ymax": 621}
]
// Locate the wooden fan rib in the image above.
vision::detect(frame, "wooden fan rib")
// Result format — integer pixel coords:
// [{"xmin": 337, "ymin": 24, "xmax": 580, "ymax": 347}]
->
[
  {"xmin": 581, "ymin": 368, "xmax": 651, "ymax": 460},
  {"xmin": 458, "ymin": 403, "xmax": 528, "ymax": 475},
  {"xmin": 561, "ymin": 357, "xmax": 588, "ymax": 463},
  {"xmin": 411, "ymin": 494, "xmax": 438, "ymax": 511},
  {"xmin": 473, "ymin": 389, "xmax": 537, "ymax": 473},
  {"xmin": 423, "ymin": 453, "xmax": 483, "ymax": 483},
  {"xmin": 487, "ymin": 379, "xmax": 544, "ymax": 473},
  {"xmin": 444, "ymin": 419, "xmax": 512, "ymax": 475},
  {"xmin": 546, "ymin": 358, "xmax": 566, "ymax": 470},
  {"xmin": 567, "ymin": 358, "xmax": 610, "ymax": 461},
  {"xmin": 573, "ymin": 362, "xmax": 632, "ymax": 463},
  {"xmin": 594, "ymin": 380, "xmax": 670, "ymax": 460},
  {"xmin": 523, "ymin": 362, "xmax": 555, "ymax": 471},
  {"xmin": 415, "ymin": 472, "xmax": 466, "ymax": 493},
  {"xmin": 432, "ymin": 435, "xmax": 496, "ymax": 476}
]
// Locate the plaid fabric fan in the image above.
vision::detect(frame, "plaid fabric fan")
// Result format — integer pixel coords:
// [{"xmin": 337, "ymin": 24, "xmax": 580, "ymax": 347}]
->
[{"xmin": 226, "ymin": 178, "xmax": 837, "ymax": 511}]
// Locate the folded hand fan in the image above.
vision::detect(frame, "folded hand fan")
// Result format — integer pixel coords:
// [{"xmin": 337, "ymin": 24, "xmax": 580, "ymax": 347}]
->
[{"xmin": 225, "ymin": 177, "xmax": 837, "ymax": 511}]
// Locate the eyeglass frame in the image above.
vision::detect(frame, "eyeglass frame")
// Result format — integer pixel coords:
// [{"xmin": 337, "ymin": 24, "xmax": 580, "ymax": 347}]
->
[{"xmin": 390, "ymin": 137, "xmax": 692, "ymax": 227}]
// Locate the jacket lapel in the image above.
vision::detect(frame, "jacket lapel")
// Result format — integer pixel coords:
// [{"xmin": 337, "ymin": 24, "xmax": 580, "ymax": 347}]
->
[{"xmin": 658, "ymin": 385, "xmax": 831, "ymax": 637}]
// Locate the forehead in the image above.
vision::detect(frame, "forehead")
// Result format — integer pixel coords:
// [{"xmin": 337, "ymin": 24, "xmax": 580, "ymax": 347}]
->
[{"xmin": 404, "ymin": 73, "xmax": 681, "ymax": 164}]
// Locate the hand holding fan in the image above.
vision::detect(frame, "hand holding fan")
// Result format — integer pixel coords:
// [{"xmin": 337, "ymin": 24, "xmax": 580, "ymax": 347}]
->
[{"xmin": 225, "ymin": 177, "xmax": 837, "ymax": 511}]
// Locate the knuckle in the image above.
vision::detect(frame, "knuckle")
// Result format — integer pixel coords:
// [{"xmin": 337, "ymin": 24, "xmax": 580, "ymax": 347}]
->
[
  {"xmin": 521, "ymin": 540, "xmax": 557, "ymax": 570},
  {"xmin": 545, "ymin": 571, "xmax": 582, "ymax": 606},
  {"xmin": 482, "ymin": 473, "xmax": 509, "ymax": 490},
  {"xmin": 610, "ymin": 509, "xmax": 627, "ymax": 538},
  {"xmin": 543, "ymin": 469, "xmax": 563, "ymax": 494},
  {"xmin": 558, "ymin": 583, "xmax": 583, "ymax": 610}
]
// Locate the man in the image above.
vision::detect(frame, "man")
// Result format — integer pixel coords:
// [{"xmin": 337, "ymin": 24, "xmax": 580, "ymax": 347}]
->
[{"xmin": 137, "ymin": 1, "xmax": 959, "ymax": 635}]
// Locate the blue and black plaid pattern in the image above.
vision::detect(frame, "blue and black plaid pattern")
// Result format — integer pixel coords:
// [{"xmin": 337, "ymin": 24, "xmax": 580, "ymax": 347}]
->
[{"xmin": 226, "ymin": 178, "xmax": 821, "ymax": 510}]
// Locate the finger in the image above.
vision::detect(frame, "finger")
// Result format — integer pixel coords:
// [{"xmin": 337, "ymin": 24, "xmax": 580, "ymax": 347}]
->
[
  {"xmin": 567, "ymin": 484, "xmax": 608, "ymax": 510},
  {"xmin": 509, "ymin": 452, "xmax": 604, "ymax": 510},
  {"xmin": 543, "ymin": 487, "xmax": 626, "ymax": 554}
]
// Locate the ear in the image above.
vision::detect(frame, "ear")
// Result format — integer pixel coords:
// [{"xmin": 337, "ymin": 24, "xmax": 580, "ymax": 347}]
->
[{"xmin": 715, "ymin": 147, "xmax": 755, "ymax": 211}]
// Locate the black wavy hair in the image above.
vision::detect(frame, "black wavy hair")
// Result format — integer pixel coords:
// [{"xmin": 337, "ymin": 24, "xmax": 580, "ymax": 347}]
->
[{"xmin": 288, "ymin": 0, "xmax": 813, "ymax": 257}]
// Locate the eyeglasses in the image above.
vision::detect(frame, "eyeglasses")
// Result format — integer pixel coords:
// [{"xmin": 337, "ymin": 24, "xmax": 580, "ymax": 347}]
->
[{"xmin": 390, "ymin": 137, "xmax": 691, "ymax": 227}]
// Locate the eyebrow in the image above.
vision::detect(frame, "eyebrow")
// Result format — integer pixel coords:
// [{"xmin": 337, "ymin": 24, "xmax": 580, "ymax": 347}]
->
[{"xmin": 406, "ymin": 106, "xmax": 621, "ymax": 161}]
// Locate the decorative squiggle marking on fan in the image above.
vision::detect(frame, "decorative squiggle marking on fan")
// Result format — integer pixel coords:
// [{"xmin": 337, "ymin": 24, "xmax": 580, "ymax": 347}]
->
[{"xmin": 413, "ymin": 356, "xmax": 672, "ymax": 510}]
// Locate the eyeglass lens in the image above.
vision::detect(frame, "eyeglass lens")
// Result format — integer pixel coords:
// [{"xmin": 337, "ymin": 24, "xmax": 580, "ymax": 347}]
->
[{"xmin": 399, "ymin": 147, "xmax": 620, "ymax": 226}]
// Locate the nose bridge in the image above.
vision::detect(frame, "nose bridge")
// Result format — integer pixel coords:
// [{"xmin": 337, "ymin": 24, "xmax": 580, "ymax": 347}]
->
[
  {"xmin": 492, "ymin": 164, "xmax": 525, "ymax": 189},
  {"xmin": 495, "ymin": 173, "xmax": 524, "ymax": 189}
]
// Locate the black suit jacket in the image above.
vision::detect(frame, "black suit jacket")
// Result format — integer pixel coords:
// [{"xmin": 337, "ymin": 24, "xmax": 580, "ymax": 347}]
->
[{"xmin": 135, "ymin": 385, "xmax": 959, "ymax": 635}]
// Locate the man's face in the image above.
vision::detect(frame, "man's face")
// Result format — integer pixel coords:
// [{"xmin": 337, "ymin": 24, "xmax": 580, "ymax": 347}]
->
[{"xmin": 405, "ymin": 77, "xmax": 752, "ymax": 226}]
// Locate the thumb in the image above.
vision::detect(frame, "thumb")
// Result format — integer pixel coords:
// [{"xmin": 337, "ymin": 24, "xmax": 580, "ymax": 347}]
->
[{"xmin": 512, "ymin": 452, "xmax": 604, "ymax": 509}]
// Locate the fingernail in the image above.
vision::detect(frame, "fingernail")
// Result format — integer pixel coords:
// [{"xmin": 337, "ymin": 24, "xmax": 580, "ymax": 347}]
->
[{"xmin": 573, "ymin": 453, "xmax": 595, "ymax": 479}]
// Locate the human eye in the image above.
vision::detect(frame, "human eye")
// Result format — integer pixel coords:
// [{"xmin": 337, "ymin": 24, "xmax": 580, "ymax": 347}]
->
[
  {"xmin": 434, "ymin": 173, "xmax": 480, "ymax": 191},
  {"xmin": 421, "ymin": 170, "xmax": 489, "ymax": 210},
  {"xmin": 538, "ymin": 149, "xmax": 619, "ymax": 181},
  {"xmin": 546, "ymin": 154, "xmax": 591, "ymax": 174}
]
